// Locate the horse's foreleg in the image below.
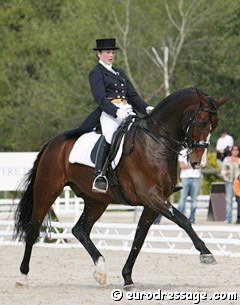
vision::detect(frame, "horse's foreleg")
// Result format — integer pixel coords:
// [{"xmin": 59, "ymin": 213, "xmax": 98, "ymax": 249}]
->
[
  {"xmin": 163, "ymin": 205, "xmax": 217, "ymax": 264},
  {"xmin": 72, "ymin": 198, "xmax": 108, "ymax": 285},
  {"xmin": 122, "ymin": 207, "xmax": 159, "ymax": 289}
]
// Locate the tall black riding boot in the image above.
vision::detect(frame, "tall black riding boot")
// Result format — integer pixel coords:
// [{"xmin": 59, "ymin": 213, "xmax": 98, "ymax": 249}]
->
[{"xmin": 92, "ymin": 136, "xmax": 110, "ymax": 194}]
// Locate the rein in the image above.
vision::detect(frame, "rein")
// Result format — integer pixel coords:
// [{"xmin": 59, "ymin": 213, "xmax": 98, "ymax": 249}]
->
[
  {"xmin": 134, "ymin": 123, "xmax": 183, "ymax": 154},
  {"xmin": 133, "ymin": 96, "xmax": 218, "ymax": 155}
]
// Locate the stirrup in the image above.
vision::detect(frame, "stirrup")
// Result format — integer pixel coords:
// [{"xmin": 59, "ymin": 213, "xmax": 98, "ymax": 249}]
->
[{"xmin": 92, "ymin": 174, "xmax": 108, "ymax": 194}]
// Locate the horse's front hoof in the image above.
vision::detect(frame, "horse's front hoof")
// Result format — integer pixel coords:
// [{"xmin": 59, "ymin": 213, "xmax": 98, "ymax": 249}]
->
[
  {"xmin": 123, "ymin": 283, "xmax": 135, "ymax": 291},
  {"xmin": 200, "ymin": 254, "xmax": 217, "ymax": 264},
  {"xmin": 93, "ymin": 257, "xmax": 107, "ymax": 285},
  {"xmin": 93, "ymin": 269, "xmax": 107, "ymax": 285},
  {"xmin": 15, "ymin": 274, "xmax": 29, "ymax": 288}
]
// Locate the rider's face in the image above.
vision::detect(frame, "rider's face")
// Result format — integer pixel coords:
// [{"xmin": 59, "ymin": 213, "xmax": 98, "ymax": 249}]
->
[{"xmin": 97, "ymin": 50, "xmax": 116, "ymax": 65}]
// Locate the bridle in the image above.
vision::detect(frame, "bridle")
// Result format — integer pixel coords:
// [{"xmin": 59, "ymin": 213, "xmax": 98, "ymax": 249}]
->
[
  {"xmin": 133, "ymin": 93, "xmax": 219, "ymax": 155},
  {"xmin": 182, "ymin": 101, "xmax": 218, "ymax": 151}
]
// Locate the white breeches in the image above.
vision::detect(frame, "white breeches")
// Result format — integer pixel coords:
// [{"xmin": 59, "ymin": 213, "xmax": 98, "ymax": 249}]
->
[{"xmin": 100, "ymin": 102, "xmax": 133, "ymax": 144}]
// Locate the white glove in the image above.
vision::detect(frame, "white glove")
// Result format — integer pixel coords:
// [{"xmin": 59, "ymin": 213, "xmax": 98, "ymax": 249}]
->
[
  {"xmin": 146, "ymin": 106, "xmax": 154, "ymax": 114},
  {"xmin": 116, "ymin": 108, "xmax": 129, "ymax": 120}
]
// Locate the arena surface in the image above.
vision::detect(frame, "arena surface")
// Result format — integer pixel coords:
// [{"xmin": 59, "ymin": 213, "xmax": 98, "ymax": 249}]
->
[{"xmin": 0, "ymin": 244, "xmax": 239, "ymax": 305}]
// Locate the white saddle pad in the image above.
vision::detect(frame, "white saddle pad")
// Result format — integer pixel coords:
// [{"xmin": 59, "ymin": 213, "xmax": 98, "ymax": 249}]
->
[{"xmin": 69, "ymin": 131, "xmax": 124, "ymax": 170}]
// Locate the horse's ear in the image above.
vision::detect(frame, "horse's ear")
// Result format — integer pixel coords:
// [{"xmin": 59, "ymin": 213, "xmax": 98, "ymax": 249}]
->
[{"xmin": 216, "ymin": 95, "xmax": 229, "ymax": 107}]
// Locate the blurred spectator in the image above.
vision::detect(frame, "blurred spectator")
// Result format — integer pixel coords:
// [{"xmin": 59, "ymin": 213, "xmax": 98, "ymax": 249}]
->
[
  {"xmin": 233, "ymin": 175, "xmax": 240, "ymax": 224},
  {"xmin": 216, "ymin": 129, "xmax": 234, "ymax": 167},
  {"xmin": 221, "ymin": 145, "xmax": 240, "ymax": 224},
  {"xmin": 177, "ymin": 149, "xmax": 207, "ymax": 224}
]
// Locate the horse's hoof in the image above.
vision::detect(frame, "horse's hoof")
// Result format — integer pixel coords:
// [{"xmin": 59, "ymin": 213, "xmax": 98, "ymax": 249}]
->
[
  {"xmin": 123, "ymin": 283, "xmax": 135, "ymax": 291},
  {"xmin": 200, "ymin": 254, "xmax": 217, "ymax": 264},
  {"xmin": 93, "ymin": 257, "xmax": 107, "ymax": 285},
  {"xmin": 93, "ymin": 269, "xmax": 107, "ymax": 285},
  {"xmin": 15, "ymin": 274, "xmax": 29, "ymax": 288}
]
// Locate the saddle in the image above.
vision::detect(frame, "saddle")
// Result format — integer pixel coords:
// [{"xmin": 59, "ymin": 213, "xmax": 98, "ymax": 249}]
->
[
  {"xmin": 90, "ymin": 115, "xmax": 135, "ymax": 167},
  {"xmin": 69, "ymin": 115, "xmax": 137, "ymax": 204}
]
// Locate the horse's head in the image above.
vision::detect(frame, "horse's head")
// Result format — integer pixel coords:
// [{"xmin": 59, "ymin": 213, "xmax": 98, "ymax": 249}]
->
[{"xmin": 184, "ymin": 90, "xmax": 228, "ymax": 169}]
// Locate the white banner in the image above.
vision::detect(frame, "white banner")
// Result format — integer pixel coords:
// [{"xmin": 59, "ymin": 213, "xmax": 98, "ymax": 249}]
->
[{"xmin": 0, "ymin": 152, "xmax": 38, "ymax": 191}]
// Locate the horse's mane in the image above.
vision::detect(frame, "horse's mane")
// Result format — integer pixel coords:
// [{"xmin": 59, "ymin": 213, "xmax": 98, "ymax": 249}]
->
[
  {"xmin": 153, "ymin": 87, "xmax": 198, "ymax": 111},
  {"xmin": 148, "ymin": 87, "xmax": 214, "ymax": 121}
]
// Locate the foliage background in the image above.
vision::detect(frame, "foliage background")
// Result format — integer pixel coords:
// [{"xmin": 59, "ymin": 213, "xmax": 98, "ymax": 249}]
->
[{"xmin": 0, "ymin": 0, "xmax": 239, "ymax": 152}]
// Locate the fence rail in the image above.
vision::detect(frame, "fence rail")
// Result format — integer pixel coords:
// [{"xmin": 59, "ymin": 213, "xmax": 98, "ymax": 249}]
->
[
  {"xmin": 1, "ymin": 220, "xmax": 240, "ymax": 257},
  {"xmin": 0, "ymin": 187, "xmax": 219, "ymax": 222},
  {"xmin": 0, "ymin": 187, "xmax": 238, "ymax": 224},
  {"xmin": 1, "ymin": 187, "xmax": 239, "ymax": 257}
]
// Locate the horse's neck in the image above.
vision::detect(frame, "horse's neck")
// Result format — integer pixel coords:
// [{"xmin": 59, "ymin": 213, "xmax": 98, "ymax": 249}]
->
[
  {"xmin": 144, "ymin": 98, "xmax": 196, "ymax": 141},
  {"xmin": 144, "ymin": 109, "xmax": 182, "ymax": 140}
]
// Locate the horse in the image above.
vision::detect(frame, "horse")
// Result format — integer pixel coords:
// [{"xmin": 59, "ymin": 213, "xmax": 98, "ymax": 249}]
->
[{"xmin": 14, "ymin": 87, "xmax": 228, "ymax": 289}]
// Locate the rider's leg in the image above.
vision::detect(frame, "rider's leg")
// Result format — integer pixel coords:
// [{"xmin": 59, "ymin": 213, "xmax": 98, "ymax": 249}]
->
[
  {"xmin": 92, "ymin": 111, "xmax": 121, "ymax": 193},
  {"xmin": 92, "ymin": 136, "xmax": 110, "ymax": 193}
]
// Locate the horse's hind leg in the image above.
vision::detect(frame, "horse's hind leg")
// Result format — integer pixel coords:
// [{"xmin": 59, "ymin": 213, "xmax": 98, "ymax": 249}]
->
[
  {"xmin": 163, "ymin": 204, "xmax": 217, "ymax": 264},
  {"xmin": 16, "ymin": 184, "xmax": 64, "ymax": 288},
  {"xmin": 72, "ymin": 195, "xmax": 108, "ymax": 285}
]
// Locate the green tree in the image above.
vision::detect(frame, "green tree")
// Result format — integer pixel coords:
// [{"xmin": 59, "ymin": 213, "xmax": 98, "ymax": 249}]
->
[{"xmin": 0, "ymin": 0, "xmax": 239, "ymax": 151}]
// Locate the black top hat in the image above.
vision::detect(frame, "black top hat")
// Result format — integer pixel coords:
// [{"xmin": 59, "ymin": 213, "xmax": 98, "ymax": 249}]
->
[{"xmin": 93, "ymin": 38, "xmax": 119, "ymax": 51}]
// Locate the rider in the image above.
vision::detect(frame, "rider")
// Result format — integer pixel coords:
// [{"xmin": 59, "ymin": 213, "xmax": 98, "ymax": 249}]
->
[{"xmin": 89, "ymin": 38, "xmax": 154, "ymax": 193}]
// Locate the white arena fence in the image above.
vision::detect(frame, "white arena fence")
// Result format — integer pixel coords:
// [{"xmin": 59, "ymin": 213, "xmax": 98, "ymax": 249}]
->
[
  {"xmin": 1, "ymin": 187, "xmax": 240, "ymax": 257},
  {"xmin": 0, "ymin": 186, "xmax": 222, "ymax": 221},
  {"xmin": 0, "ymin": 220, "xmax": 240, "ymax": 257},
  {"xmin": 53, "ymin": 189, "xmax": 214, "ymax": 222}
]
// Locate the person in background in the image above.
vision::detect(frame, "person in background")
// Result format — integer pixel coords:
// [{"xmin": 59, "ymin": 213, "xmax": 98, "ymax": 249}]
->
[
  {"xmin": 216, "ymin": 129, "xmax": 234, "ymax": 167},
  {"xmin": 221, "ymin": 145, "xmax": 240, "ymax": 223},
  {"xmin": 233, "ymin": 175, "xmax": 240, "ymax": 224},
  {"xmin": 177, "ymin": 149, "xmax": 207, "ymax": 224},
  {"xmin": 89, "ymin": 38, "xmax": 154, "ymax": 193}
]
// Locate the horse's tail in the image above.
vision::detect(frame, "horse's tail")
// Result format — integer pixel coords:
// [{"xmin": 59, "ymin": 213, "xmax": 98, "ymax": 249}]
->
[{"xmin": 13, "ymin": 142, "xmax": 49, "ymax": 241}]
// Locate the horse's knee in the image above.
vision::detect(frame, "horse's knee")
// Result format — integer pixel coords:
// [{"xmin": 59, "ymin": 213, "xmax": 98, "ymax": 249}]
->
[
  {"xmin": 173, "ymin": 209, "xmax": 191, "ymax": 227},
  {"xmin": 72, "ymin": 225, "xmax": 80, "ymax": 239},
  {"xmin": 72, "ymin": 225, "xmax": 87, "ymax": 243}
]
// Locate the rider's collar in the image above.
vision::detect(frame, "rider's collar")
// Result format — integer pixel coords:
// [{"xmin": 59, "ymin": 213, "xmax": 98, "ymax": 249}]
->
[{"xmin": 99, "ymin": 60, "xmax": 112, "ymax": 71}]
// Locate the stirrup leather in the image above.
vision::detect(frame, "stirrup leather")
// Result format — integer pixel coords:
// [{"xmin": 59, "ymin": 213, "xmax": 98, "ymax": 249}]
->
[{"xmin": 92, "ymin": 173, "xmax": 109, "ymax": 194}]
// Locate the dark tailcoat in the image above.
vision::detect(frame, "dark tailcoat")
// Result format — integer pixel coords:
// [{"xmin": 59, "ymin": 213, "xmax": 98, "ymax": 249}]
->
[{"xmin": 75, "ymin": 63, "xmax": 148, "ymax": 135}]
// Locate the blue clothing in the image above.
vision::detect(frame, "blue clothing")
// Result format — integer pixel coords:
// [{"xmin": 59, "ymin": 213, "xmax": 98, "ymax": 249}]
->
[
  {"xmin": 225, "ymin": 181, "xmax": 234, "ymax": 223},
  {"xmin": 89, "ymin": 63, "xmax": 148, "ymax": 117},
  {"xmin": 178, "ymin": 177, "xmax": 201, "ymax": 223}
]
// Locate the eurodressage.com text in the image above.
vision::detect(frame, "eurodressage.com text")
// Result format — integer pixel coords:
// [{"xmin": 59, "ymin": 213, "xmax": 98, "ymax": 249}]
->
[{"xmin": 111, "ymin": 289, "xmax": 237, "ymax": 303}]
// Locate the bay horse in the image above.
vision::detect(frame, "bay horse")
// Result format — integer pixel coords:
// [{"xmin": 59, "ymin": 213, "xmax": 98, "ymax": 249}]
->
[{"xmin": 14, "ymin": 87, "xmax": 227, "ymax": 289}]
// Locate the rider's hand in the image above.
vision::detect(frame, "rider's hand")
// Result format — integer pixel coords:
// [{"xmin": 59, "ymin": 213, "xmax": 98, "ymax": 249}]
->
[
  {"xmin": 146, "ymin": 106, "xmax": 154, "ymax": 114},
  {"xmin": 116, "ymin": 108, "xmax": 129, "ymax": 120}
]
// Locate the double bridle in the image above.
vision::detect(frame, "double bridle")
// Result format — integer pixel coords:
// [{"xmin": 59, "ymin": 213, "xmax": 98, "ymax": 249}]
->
[
  {"xmin": 182, "ymin": 101, "xmax": 218, "ymax": 151},
  {"xmin": 134, "ymin": 95, "xmax": 218, "ymax": 155}
]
